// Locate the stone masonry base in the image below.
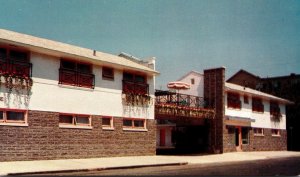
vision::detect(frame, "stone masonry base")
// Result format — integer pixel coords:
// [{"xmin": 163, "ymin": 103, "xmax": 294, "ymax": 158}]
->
[
  {"xmin": 0, "ymin": 110, "xmax": 156, "ymax": 162},
  {"xmin": 223, "ymin": 126, "xmax": 287, "ymax": 152}
]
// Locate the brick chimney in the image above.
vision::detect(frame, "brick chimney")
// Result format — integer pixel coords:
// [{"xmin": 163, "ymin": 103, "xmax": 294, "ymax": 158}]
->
[{"xmin": 204, "ymin": 67, "xmax": 225, "ymax": 154}]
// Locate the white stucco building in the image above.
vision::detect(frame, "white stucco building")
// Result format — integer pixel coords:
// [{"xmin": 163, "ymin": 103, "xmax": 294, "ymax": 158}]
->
[
  {"xmin": 224, "ymin": 82, "xmax": 292, "ymax": 151},
  {"xmin": 0, "ymin": 29, "xmax": 159, "ymax": 161}
]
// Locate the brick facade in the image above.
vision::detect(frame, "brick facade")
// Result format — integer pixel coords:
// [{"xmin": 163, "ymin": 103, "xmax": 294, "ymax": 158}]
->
[
  {"xmin": 223, "ymin": 127, "xmax": 287, "ymax": 152},
  {"xmin": 205, "ymin": 67, "xmax": 287, "ymax": 153},
  {"xmin": 0, "ymin": 110, "xmax": 156, "ymax": 162},
  {"xmin": 204, "ymin": 67, "xmax": 225, "ymax": 154}
]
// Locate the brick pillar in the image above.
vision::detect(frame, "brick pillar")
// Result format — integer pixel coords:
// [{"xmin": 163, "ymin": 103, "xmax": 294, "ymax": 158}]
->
[{"xmin": 204, "ymin": 67, "xmax": 225, "ymax": 154}]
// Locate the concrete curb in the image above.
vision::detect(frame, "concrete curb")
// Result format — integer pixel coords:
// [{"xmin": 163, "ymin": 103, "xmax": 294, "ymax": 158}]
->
[{"xmin": 6, "ymin": 162, "xmax": 188, "ymax": 176}]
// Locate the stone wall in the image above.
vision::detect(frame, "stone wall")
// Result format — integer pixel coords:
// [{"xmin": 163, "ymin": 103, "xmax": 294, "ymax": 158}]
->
[
  {"xmin": 204, "ymin": 67, "xmax": 225, "ymax": 153},
  {"xmin": 223, "ymin": 126, "xmax": 287, "ymax": 152},
  {"xmin": 0, "ymin": 110, "xmax": 156, "ymax": 162}
]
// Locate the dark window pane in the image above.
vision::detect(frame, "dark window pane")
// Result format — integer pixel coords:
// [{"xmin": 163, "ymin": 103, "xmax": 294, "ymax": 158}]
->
[
  {"xmin": 59, "ymin": 115, "xmax": 73, "ymax": 124},
  {"xmin": 0, "ymin": 111, "xmax": 3, "ymax": 120},
  {"xmin": 242, "ymin": 128, "xmax": 249, "ymax": 144},
  {"xmin": 10, "ymin": 50, "xmax": 28, "ymax": 63},
  {"xmin": 102, "ymin": 67, "xmax": 114, "ymax": 79},
  {"xmin": 135, "ymin": 75, "xmax": 145, "ymax": 83},
  {"xmin": 76, "ymin": 116, "xmax": 89, "ymax": 124},
  {"xmin": 77, "ymin": 63, "xmax": 91, "ymax": 73},
  {"xmin": 123, "ymin": 73, "xmax": 133, "ymax": 81},
  {"xmin": 123, "ymin": 119, "xmax": 132, "ymax": 127},
  {"xmin": 6, "ymin": 111, "xmax": 24, "ymax": 121},
  {"xmin": 61, "ymin": 60, "xmax": 76, "ymax": 70},
  {"xmin": 134, "ymin": 120, "xmax": 144, "ymax": 128},
  {"xmin": 102, "ymin": 118, "xmax": 111, "ymax": 126},
  {"xmin": 191, "ymin": 78, "xmax": 195, "ymax": 85},
  {"xmin": 0, "ymin": 48, "xmax": 7, "ymax": 60}
]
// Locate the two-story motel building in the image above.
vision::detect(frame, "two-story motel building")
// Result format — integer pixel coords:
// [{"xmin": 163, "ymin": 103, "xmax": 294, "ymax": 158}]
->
[{"xmin": 0, "ymin": 29, "xmax": 158, "ymax": 162}]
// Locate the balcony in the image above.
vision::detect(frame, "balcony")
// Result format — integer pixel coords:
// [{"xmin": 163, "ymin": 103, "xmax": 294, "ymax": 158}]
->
[
  {"xmin": 0, "ymin": 60, "xmax": 32, "ymax": 78},
  {"xmin": 59, "ymin": 68, "xmax": 95, "ymax": 89},
  {"xmin": 122, "ymin": 80, "xmax": 149, "ymax": 95},
  {"xmin": 155, "ymin": 90, "xmax": 215, "ymax": 119}
]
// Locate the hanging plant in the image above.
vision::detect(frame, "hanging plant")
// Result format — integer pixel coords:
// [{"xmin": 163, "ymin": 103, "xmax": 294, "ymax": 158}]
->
[{"xmin": 5, "ymin": 75, "xmax": 14, "ymax": 93}]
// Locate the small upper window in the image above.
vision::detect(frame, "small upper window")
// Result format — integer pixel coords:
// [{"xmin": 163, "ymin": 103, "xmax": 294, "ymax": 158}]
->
[
  {"xmin": 191, "ymin": 78, "xmax": 195, "ymax": 85},
  {"xmin": 102, "ymin": 67, "xmax": 114, "ymax": 80}
]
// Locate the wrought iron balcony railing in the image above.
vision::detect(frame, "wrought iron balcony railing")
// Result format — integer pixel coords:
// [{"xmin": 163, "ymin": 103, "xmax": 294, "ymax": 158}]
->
[
  {"xmin": 0, "ymin": 60, "xmax": 32, "ymax": 78},
  {"xmin": 122, "ymin": 80, "xmax": 149, "ymax": 95},
  {"xmin": 59, "ymin": 68, "xmax": 95, "ymax": 89},
  {"xmin": 155, "ymin": 90, "xmax": 214, "ymax": 119}
]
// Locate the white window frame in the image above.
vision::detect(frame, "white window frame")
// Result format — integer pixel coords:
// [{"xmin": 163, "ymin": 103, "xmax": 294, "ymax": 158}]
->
[
  {"xmin": 0, "ymin": 109, "xmax": 28, "ymax": 127},
  {"xmin": 253, "ymin": 128, "xmax": 264, "ymax": 136},
  {"xmin": 59, "ymin": 113, "xmax": 92, "ymax": 129},
  {"xmin": 122, "ymin": 118, "xmax": 147, "ymax": 132},
  {"xmin": 102, "ymin": 116, "xmax": 114, "ymax": 130},
  {"xmin": 271, "ymin": 129, "xmax": 281, "ymax": 137},
  {"xmin": 102, "ymin": 67, "xmax": 114, "ymax": 80}
]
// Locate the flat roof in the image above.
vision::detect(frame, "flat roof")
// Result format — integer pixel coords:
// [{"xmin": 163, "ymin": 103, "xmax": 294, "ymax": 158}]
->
[{"xmin": 0, "ymin": 29, "xmax": 159, "ymax": 76}]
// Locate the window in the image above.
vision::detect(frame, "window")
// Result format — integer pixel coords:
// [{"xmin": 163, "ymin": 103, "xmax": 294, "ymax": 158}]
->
[
  {"xmin": 271, "ymin": 129, "xmax": 280, "ymax": 136},
  {"xmin": 102, "ymin": 67, "xmax": 114, "ymax": 80},
  {"xmin": 191, "ymin": 78, "xmax": 195, "ymax": 85},
  {"xmin": 227, "ymin": 92, "xmax": 241, "ymax": 109},
  {"xmin": 123, "ymin": 72, "xmax": 146, "ymax": 83},
  {"xmin": 122, "ymin": 72, "xmax": 148, "ymax": 95},
  {"xmin": 270, "ymin": 101, "xmax": 280, "ymax": 116},
  {"xmin": 253, "ymin": 128, "xmax": 264, "ymax": 136},
  {"xmin": 123, "ymin": 118, "xmax": 147, "ymax": 131},
  {"xmin": 59, "ymin": 114, "xmax": 91, "ymax": 129},
  {"xmin": 59, "ymin": 60, "xmax": 95, "ymax": 88},
  {"xmin": 244, "ymin": 95, "xmax": 249, "ymax": 104},
  {"xmin": 0, "ymin": 109, "xmax": 27, "ymax": 125},
  {"xmin": 0, "ymin": 47, "xmax": 31, "ymax": 77},
  {"xmin": 241, "ymin": 128, "xmax": 249, "ymax": 144},
  {"xmin": 252, "ymin": 97, "xmax": 264, "ymax": 113},
  {"xmin": 102, "ymin": 117, "xmax": 114, "ymax": 130}
]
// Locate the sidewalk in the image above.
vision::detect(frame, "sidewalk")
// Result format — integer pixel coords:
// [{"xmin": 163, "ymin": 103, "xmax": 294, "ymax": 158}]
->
[{"xmin": 1, "ymin": 151, "xmax": 300, "ymax": 176}]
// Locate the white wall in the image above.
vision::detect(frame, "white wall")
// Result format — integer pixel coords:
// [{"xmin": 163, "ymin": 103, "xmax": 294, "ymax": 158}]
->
[
  {"xmin": 0, "ymin": 52, "xmax": 155, "ymax": 119},
  {"xmin": 177, "ymin": 72, "xmax": 204, "ymax": 97},
  {"xmin": 225, "ymin": 93, "xmax": 286, "ymax": 130}
]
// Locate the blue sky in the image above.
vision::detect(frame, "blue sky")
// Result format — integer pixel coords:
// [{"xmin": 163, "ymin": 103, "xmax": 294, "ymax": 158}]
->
[{"xmin": 0, "ymin": 0, "xmax": 299, "ymax": 89}]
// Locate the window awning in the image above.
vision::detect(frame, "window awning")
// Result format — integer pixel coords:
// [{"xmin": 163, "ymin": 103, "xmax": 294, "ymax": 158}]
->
[{"xmin": 225, "ymin": 116, "xmax": 255, "ymax": 127}]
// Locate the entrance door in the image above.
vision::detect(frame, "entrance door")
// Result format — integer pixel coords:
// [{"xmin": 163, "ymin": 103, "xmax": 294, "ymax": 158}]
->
[
  {"xmin": 235, "ymin": 127, "xmax": 241, "ymax": 151},
  {"xmin": 160, "ymin": 129, "xmax": 166, "ymax": 146}
]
